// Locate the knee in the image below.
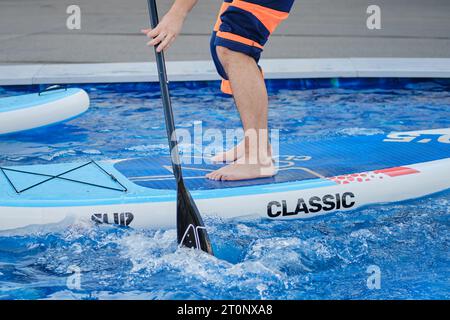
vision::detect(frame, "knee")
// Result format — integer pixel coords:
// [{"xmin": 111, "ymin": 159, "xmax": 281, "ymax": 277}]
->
[{"xmin": 216, "ymin": 46, "xmax": 234, "ymax": 68}]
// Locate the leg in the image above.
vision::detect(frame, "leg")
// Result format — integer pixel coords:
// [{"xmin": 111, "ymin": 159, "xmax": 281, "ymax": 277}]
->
[
  {"xmin": 207, "ymin": 0, "xmax": 295, "ymax": 178},
  {"xmin": 206, "ymin": 47, "xmax": 276, "ymax": 181},
  {"xmin": 209, "ymin": 47, "xmax": 272, "ymax": 164}
]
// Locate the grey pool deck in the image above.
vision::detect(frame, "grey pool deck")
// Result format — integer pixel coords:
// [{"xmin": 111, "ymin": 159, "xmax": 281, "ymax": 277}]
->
[
  {"xmin": 1, "ymin": 0, "xmax": 450, "ymax": 85},
  {"xmin": 1, "ymin": 0, "xmax": 450, "ymax": 64}
]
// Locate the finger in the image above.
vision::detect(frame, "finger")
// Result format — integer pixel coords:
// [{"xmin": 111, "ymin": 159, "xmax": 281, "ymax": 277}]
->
[
  {"xmin": 157, "ymin": 34, "xmax": 174, "ymax": 52},
  {"xmin": 141, "ymin": 28, "xmax": 157, "ymax": 38},
  {"xmin": 147, "ymin": 26, "xmax": 161, "ymax": 38},
  {"xmin": 163, "ymin": 36, "xmax": 176, "ymax": 52},
  {"xmin": 147, "ymin": 34, "xmax": 165, "ymax": 47},
  {"xmin": 147, "ymin": 32, "xmax": 167, "ymax": 47}
]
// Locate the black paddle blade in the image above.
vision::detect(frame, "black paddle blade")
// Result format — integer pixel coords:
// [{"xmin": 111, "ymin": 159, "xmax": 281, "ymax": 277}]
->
[{"xmin": 177, "ymin": 181, "xmax": 214, "ymax": 255}]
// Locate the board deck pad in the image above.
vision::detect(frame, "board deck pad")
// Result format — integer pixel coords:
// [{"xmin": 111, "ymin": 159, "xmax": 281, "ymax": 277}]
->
[
  {"xmin": 1, "ymin": 161, "xmax": 126, "ymax": 195},
  {"xmin": 114, "ymin": 133, "xmax": 450, "ymax": 191}
]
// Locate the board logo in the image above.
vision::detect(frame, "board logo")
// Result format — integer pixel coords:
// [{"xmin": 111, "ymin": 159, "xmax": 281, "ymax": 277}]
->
[
  {"xmin": 91, "ymin": 212, "xmax": 134, "ymax": 226},
  {"xmin": 267, "ymin": 192, "xmax": 356, "ymax": 217},
  {"xmin": 384, "ymin": 132, "xmax": 450, "ymax": 144}
]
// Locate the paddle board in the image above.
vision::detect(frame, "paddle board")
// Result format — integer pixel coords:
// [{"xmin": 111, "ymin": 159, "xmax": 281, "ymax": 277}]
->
[
  {"xmin": 0, "ymin": 128, "xmax": 449, "ymax": 231},
  {"xmin": 0, "ymin": 88, "xmax": 89, "ymax": 135}
]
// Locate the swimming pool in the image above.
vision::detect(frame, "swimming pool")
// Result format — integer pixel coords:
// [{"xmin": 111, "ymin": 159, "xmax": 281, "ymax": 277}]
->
[{"xmin": 0, "ymin": 78, "xmax": 449, "ymax": 299}]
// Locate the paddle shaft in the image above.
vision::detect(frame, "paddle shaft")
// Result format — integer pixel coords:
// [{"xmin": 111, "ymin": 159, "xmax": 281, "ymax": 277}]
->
[
  {"xmin": 146, "ymin": 0, "xmax": 214, "ymax": 255},
  {"xmin": 147, "ymin": 0, "xmax": 183, "ymax": 183}
]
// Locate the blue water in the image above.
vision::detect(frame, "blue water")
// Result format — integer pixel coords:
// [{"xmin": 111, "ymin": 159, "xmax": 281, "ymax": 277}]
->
[{"xmin": 0, "ymin": 78, "xmax": 449, "ymax": 300}]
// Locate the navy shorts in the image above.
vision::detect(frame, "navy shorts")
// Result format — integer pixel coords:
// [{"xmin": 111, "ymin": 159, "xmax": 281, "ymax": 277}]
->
[{"xmin": 210, "ymin": 0, "xmax": 295, "ymax": 94}]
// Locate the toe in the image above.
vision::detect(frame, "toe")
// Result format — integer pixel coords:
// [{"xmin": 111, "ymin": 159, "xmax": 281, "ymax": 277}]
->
[{"xmin": 210, "ymin": 171, "xmax": 220, "ymax": 180}]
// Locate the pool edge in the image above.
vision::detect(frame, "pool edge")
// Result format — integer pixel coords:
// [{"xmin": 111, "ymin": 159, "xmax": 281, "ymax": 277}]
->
[{"xmin": 1, "ymin": 58, "xmax": 450, "ymax": 86}]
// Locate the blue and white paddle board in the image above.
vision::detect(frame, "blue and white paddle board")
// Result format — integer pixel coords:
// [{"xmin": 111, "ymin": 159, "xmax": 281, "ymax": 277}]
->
[
  {"xmin": 0, "ymin": 88, "xmax": 89, "ymax": 135},
  {"xmin": 0, "ymin": 128, "xmax": 449, "ymax": 231}
]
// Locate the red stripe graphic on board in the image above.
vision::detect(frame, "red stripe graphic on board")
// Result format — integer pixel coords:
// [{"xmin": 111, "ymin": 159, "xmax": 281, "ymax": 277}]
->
[{"xmin": 374, "ymin": 166, "xmax": 420, "ymax": 177}]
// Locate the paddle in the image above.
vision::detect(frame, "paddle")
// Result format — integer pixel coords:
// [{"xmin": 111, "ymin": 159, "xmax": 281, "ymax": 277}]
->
[{"xmin": 146, "ymin": 0, "xmax": 213, "ymax": 255}]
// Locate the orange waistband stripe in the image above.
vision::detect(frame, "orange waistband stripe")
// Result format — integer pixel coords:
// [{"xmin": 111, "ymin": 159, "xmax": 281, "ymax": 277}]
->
[
  {"xmin": 216, "ymin": 31, "xmax": 264, "ymax": 49},
  {"xmin": 231, "ymin": 0, "xmax": 289, "ymax": 33}
]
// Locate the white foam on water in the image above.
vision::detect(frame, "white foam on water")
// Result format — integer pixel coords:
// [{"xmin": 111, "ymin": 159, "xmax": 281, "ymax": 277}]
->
[
  {"xmin": 39, "ymin": 149, "xmax": 76, "ymax": 161},
  {"xmin": 81, "ymin": 149, "xmax": 102, "ymax": 155},
  {"xmin": 125, "ymin": 144, "xmax": 168, "ymax": 152},
  {"xmin": 339, "ymin": 127, "xmax": 384, "ymax": 136}
]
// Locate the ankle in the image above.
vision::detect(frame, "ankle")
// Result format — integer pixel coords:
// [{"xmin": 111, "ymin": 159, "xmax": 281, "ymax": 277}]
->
[{"xmin": 236, "ymin": 151, "xmax": 272, "ymax": 165}]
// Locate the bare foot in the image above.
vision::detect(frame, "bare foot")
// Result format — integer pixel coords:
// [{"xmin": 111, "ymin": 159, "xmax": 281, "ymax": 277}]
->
[
  {"xmin": 205, "ymin": 161, "xmax": 277, "ymax": 181},
  {"xmin": 210, "ymin": 140, "xmax": 245, "ymax": 163},
  {"xmin": 210, "ymin": 141, "xmax": 273, "ymax": 163}
]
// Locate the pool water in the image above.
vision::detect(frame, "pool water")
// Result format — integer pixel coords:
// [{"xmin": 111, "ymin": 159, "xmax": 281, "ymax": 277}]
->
[{"xmin": 0, "ymin": 78, "xmax": 449, "ymax": 299}]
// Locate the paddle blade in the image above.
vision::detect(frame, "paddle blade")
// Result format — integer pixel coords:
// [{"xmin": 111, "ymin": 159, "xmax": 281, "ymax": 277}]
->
[{"xmin": 177, "ymin": 181, "xmax": 214, "ymax": 255}]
